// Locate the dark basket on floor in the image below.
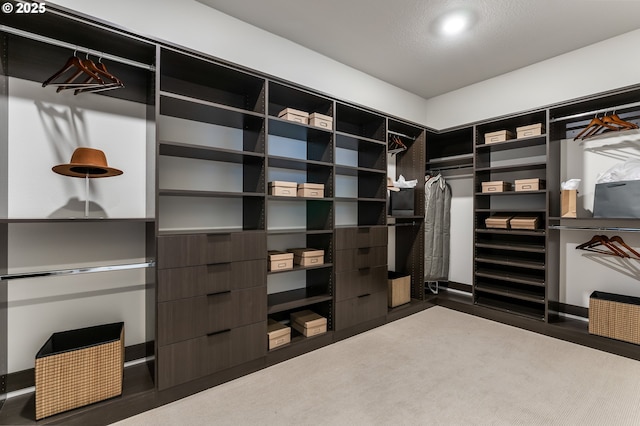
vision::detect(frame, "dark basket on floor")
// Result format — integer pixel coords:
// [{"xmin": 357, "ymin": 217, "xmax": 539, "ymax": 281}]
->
[
  {"xmin": 35, "ymin": 322, "xmax": 124, "ymax": 420},
  {"xmin": 589, "ymin": 291, "xmax": 640, "ymax": 345}
]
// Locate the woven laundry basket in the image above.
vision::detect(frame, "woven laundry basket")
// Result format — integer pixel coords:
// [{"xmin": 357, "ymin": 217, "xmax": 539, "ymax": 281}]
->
[
  {"xmin": 35, "ymin": 322, "xmax": 124, "ymax": 420},
  {"xmin": 589, "ymin": 291, "xmax": 640, "ymax": 345}
]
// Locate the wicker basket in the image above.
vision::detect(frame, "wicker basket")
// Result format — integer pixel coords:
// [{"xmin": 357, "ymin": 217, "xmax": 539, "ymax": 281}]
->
[
  {"xmin": 589, "ymin": 291, "xmax": 640, "ymax": 345},
  {"xmin": 35, "ymin": 322, "xmax": 124, "ymax": 420}
]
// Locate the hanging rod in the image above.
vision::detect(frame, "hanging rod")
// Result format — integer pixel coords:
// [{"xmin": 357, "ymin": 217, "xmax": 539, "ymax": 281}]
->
[
  {"xmin": 1, "ymin": 261, "xmax": 156, "ymax": 281},
  {"xmin": 548, "ymin": 225, "xmax": 640, "ymax": 233},
  {"xmin": 550, "ymin": 100, "xmax": 640, "ymax": 123},
  {"xmin": 388, "ymin": 130, "xmax": 416, "ymax": 140},
  {"xmin": 0, "ymin": 25, "xmax": 155, "ymax": 71}
]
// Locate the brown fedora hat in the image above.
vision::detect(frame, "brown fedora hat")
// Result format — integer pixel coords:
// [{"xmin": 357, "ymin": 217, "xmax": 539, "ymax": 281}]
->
[{"xmin": 52, "ymin": 147, "xmax": 123, "ymax": 178}]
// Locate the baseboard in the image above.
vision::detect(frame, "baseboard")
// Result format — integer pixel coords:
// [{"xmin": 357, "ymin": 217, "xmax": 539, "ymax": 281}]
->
[
  {"xmin": 552, "ymin": 301, "xmax": 588, "ymax": 318},
  {"xmin": 437, "ymin": 281, "xmax": 472, "ymax": 293}
]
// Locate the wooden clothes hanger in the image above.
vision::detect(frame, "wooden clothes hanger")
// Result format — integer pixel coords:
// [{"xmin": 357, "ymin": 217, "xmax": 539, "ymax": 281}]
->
[
  {"xmin": 43, "ymin": 51, "xmax": 124, "ymax": 95},
  {"xmin": 388, "ymin": 135, "xmax": 407, "ymax": 155},
  {"xmin": 610, "ymin": 235, "xmax": 640, "ymax": 259},
  {"xmin": 573, "ymin": 115, "xmax": 618, "ymax": 140},
  {"xmin": 42, "ymin": 50, "xmax": 103, "ymax": 88},
  {"xmin": 576, "ymin": 235, "xmax": 630, "ymax": 258}
]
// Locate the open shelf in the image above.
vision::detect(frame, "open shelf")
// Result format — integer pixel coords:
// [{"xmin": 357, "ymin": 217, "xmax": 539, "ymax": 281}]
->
[
  {"xmin": 475, "ymin": 254, "xmax": 545, "ymax": 270},
  {"xmin": 476, "ymin": 228, "xmax": 546, "ymax": 237},
  {"xmin": 476, "ymin": 135, "xmax": 547, "ymax": 152},
  {"xmin": 475, "ymin": 190, "xmax": 547, "ymax": 197},
  {"xmin": 267, "ymin": 263, "xmax": 333, "ymax": 275},
  {"xmin": 475, "ymin": 268, "xmax": 545, "ymax": 287},
  {"xmin": 475, "ymin": 294, "xmax": 546, "ymax": 321},
  {"xmin": 159, "ymin": 142, "xmax": 265, "ymax": 163},
  {"xmin": 475, "ymin": 161, "xmax": 547, "ymax": 173},
  {"xmin": 476, "ymin": 242, "xmax": 546, "ymax": 253},
  {"xmin": 267, "ymin": 288, "xmax": 333, "ymax": 314},
  {"xmin": 475, "ymin": 281, "xmax": 545, "ymax": 304}
]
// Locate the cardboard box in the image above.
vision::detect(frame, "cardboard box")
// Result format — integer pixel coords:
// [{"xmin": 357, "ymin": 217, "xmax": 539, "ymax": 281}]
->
[
  {"xmin": 484, "ymin": 130, "xmax": 515, "ymax": 144},
  {"xmin": 308, "ymin": 112, "xmax": 333, "ymax": 129},
  {"xmin": 297, "ymin": 183, "xmax": 324, "ymax": 198},
  {"xmin": 482, "ymin": 181, "xmax": 512, "ymax": 193},
  {"xmin": 267, "ymin": 318, "xmax": 291, "ymax": 350},
  {"xmin": 268, "ymin": 250, "xmax": 294, "ymax": 271},
  {"xmin": 510, "ymin": 215, "xmax": 539, "ymax": 230},
  {"xmin": 287, "ymin": 248, "xmax": 324, "ymax": 267},
  {"xmin": 561, "ymin": 189, "xmax": 577, "ymax": 218},
  {"xmin": 516, "ymin": 123, "xmax": 545, "ymax": 138},
  {"xmin": 515, "ymin": 178, "xmax": 545, "ymax": 191},
  {"xmin": 290, "ymin": 310, "xmax": 327, "ymax": 337},
  {"xmin": 278, "ymin": 107, "xmax": 309, "ymax": 124},
  {"xmin": 388, "ymin": 272, "xmax": 411, "ymax": 308},
  {"xmin": 485, "ymin": 214, "xmax": 513, "ymax": 229},
  {"xmin": 268, "ymin": 181, "xmax": 297, "ymax": 197}
]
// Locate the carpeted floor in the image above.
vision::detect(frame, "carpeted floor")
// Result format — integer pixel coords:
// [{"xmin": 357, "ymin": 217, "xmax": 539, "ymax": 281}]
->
[{"xmin": 112, "ymin": 306, "xmax": 640, "ymax": 425}]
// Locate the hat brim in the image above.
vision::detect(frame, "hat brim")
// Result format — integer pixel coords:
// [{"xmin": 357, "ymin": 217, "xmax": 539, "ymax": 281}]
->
[{"xmin": 52, "ymin": 163, "xmax": 123, "ymax": 178}]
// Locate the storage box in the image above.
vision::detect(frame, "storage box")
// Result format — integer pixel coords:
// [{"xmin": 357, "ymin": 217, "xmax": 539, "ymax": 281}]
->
[
  {"xmin": 515, "ymin": 178, "xmax": 545, "ymax": 191},
  {"xmin": 278, "ymin": 107, "xmax": 309, "ymax": 124},
  {"xmin": 516, "ymin": 123, "xmax": 545, "ymax": 138},
  {"xmin": 510, "ymin": 215, "xmax": 539, "ymax": 230},
  {"xmin": 268, "ymin": 181, "xmax": 297, "ymax": 197},
  {"xmin": 297, "ymin": 183, "xmax": 324, "ymax": 198},
  {"xmin": 308, "ymin": 112, "xmax": 333, "ymax": 129},
  {"xmin": 267, "ymin": 318, "xmax": 291, "ymax": 350},
  {"xmin": 481, "ymin": 181, "xmax": 512, "ymax": 193},
  {"xmin": 35, "ymin": 322, "xmax": 124, "ymax": 420},
  {"xmin": 287, "ymin": 248, "xmax": 324, "ymax": 267},
  {"xmin": 484, "ymin": 130, "xmax": 515, "ymax": 144},
  {"xmin": 593, "ymin": 180, "xmax": 640, "ymax": 218},
  {"xmin": 389, "ymin": 187, "xmax": 415, "ymax": 216},
  {"xmin": 589, "ymin": 291, "xmax": 640, "ymax": 345},
  {"xmin": 561, "ymin": 189, "xmax": 578, "ymax": 218},
  {"xmin": 485, "ymin": 214, "xmax": 513, "ymax": 229},
  {"xmin": 388, "ymin": 271, "xmax": 411, "ymax": 308},
  {"xmin": 268, "ymin": 250, "xmax": 294, "ymax": 271},
  {"xmin": 290, "ymin": 310, "xmax": 327, "ymax": 337}
]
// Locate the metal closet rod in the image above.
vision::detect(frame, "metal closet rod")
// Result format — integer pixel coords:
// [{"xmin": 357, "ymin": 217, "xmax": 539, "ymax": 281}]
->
[
  {"xmin": 548, "ymin": 225, "xmax": 640, "ymax": 233},
  {"xmin": 550, "ymin": 100, "xmax": 640, "ymax": 123},
  {"xmin": 0, "ymin": 25, "xmax": 155, "ymax": 71},
  {"xmin": 388, "ymin": 130, "xmax": 416, "ymax": 140},
  {"xmin": 1, "ymin": 261, "xmax": 156, "ymax": 281}
]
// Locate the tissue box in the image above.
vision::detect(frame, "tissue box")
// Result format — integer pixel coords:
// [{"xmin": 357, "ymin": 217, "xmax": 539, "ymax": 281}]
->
[
  {"xmin": 290, "ymin": 310, "xmax": 327, "ymax": 337},
  {"xmin": 308, "ymin": 112, "xmax": 333, "ymax": 129},
  {"xmin": 297, "ymin": 183, "xmax": 324, "ymax": 198},
  {"xmin": 278, "ymin": 108, "xmax": 309, "ymax": 124},
  {"xmin": 287, "ymin": 248, "xmax": 324, "ymax": 267},
  {"xmin": 268, "ymin": 251, "xmax": 294, "ymax": 271},
  {"xmin": 268, "ymin": 181, "xmax": 297, "ymax": 197},
  {"xmin": 267, "ymin": 319, "xmax": 291, "ymax": 350},
  {"xmin": 482, "ymin": 181, "xmax": 512, "ymax": 193}
]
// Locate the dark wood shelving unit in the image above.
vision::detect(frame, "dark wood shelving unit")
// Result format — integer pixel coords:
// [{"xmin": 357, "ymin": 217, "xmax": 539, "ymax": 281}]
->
[
  {"xmin": 475, "ymin": 134, "xmax": 547, "ymax": 152},
  {"xmin": 267, "ymin": 288, "xmax": 333, "ymax": 314},
  {"xmin": 476, "ymin": 242, "xmax": 546, "ymax": 253},
  {"xmin": 267, "ymin": 263, "xmax": 333, "ymax": 275}
]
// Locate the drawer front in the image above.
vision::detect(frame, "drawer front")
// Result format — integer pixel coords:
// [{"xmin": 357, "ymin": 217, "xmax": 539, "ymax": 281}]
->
[
  {"xmin": 335, "ymin": 291, "xmax": 387, "ymax": 330},
  {"xmin": 157, "ymin": 259, "xmax": 266, "ymax": 302},
  {"xmin": 157, "ymin": 321, "xmax": 266, "ymax": 390},
  {"xmin": 335, "ymin": 265, "xmax": 387, "ymax": 302},
  {"xmin": 158, "ymin": 232, "xmax": 266, "ymax": 269},
  {"xmin": 335, "ymin": 246, "xmax": 387, "ymax": 272},
  {"xmin": 158, "ymin": 287, "xmax": 266, "ymax": 345},
  {"xmin": 336, "ymin": 226, "xmax": 387, "ymax": 250}
]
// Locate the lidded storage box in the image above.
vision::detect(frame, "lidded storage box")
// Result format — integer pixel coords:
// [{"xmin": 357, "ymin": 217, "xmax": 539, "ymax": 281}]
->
[
  {"xmin": 308, "ymin": 112, "xmax": 333, "ymax": 129},
  {"xmin": 484, "ymin": 130, "xmax": 515, "ymax": 144},
  {"xmin": 287, "ymin": 248, "xmax": 324, "ymax": 267},
  {"xmin": 510, "ymin": 215, "xmax": 539, "ymax": 230},
  {"xmin": 268, "ymin": 181, "xmax": 297, "ymax": 197},
  {"xmin": 516, "ymin": 123, "xmax": 545, "ymax": 138},
  {"xmin": 268, "ymin": 250, "xmax": 294, "ymax": 271},
  {"xmin": 481, "ymin": 181, "xmax": 512, "ymax": 193},
  {"xmin": 35, "ymin": 322, "xmax": 124, "ymax": 420},
  {"xmin": 278, "ymin": 107, "xmax": 309, "ymax": 124},
  {"xmin": 297, "ymin": 183, "xmax": 324, "ymax": 198},
  {"xmin": 515, "ymin": 178, "xmax": 545, "ymax": 191},
  {"xmin": 485, "ymin": 214, "xmax": 513, "ymax": 229},
  {"xmin": 290, "ymin": 310, "xmax": 327, "ymax": 337},
  {"xmin": 267, "ymin": 318, "xmax": 291, "ymax": 350}
]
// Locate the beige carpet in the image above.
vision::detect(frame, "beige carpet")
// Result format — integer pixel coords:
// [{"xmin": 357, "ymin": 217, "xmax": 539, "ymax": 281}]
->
[{"xmin": 113, "ymin": 307, "xmax": 640, "ymax": 425}]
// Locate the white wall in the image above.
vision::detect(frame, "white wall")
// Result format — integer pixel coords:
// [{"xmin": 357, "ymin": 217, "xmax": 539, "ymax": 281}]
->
[
  {"xmin": 426, "ymin": 29, "xmax": 640, "ymax": 130},
  {"xmin": 50, "ymin": 0, "xmax": 429, "ymax": 127}
]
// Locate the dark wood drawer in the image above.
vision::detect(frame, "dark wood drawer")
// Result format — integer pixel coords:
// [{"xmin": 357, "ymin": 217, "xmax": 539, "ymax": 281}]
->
[
  {"xmin": 157, "ymin": 321, "xmax": 266, "ymax": 390},
  {"xmin": 335, "ymin": 291, "xmax": 387, "ymax": 330},
  {"xmin": 335, "ymin": 245, "xmax": 387, "ymax": 272},
  {"xmin": 158, "ymin": 232, "xmax": 266, "ymax": 268},
  {"xmin": 336, "ymin": 226, "xmax": 387, "ymax": 250},
  {"xmin": 335, "ymin": 265, "xmax": 387, "ymax": 302},
  {"xmin": 157, "ymin": 259, "xmax": 266, "ymax": 302},
  {"xmin": 158, "ymin": 286, "xmax": 267, "ymax": 345}
]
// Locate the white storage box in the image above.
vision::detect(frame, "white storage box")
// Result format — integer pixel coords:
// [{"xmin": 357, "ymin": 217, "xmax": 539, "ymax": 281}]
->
[
  {"xmin": 308, "ymin": 112, "xmax": 333, "ymax": 129},
  {"xmin": 484, "ymin": 130, "xmax": 515, "ymax": 144},
  {"xmin": 516, "ymin": 123, "xmax": 545, "ymax": 138},
  {"xmin": 278, "ymin": 108, "xmax": 309, "ymax": 124},
  {"xmin": 268, "ymin": 181, "xmax": 297, "ymax": 197},
  {"xmin": 297, "ymin": 183, "xmax": 324, "ymax": 198}
]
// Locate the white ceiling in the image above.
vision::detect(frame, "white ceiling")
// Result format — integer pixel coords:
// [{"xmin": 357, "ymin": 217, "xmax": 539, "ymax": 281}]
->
[{"xmin": 196, "ymin": 0, "xmax": 640, "ymax": 99}]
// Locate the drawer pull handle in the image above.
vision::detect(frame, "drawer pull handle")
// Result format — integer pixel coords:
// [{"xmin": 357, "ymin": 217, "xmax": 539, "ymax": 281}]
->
[
  {"xmin": 358, "ymin": 266, "xmax": 371, "ymax": 271},
  {"xmin": 207, "ymin": 290, "xmax": 231, "ymax": 297},
  {"xmin": 358, "ymin": 293, "xmax": 371, "ymax": 298},
  {"xmin": 207, "ymin": 329, "xmax": 231, "ymax": 337}
]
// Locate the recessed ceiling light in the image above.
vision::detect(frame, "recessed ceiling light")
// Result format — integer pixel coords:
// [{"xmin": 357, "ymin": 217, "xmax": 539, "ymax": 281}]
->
[{"xmin": 435, "ymin": 10, "xmax": 476, "ymax": 37}]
